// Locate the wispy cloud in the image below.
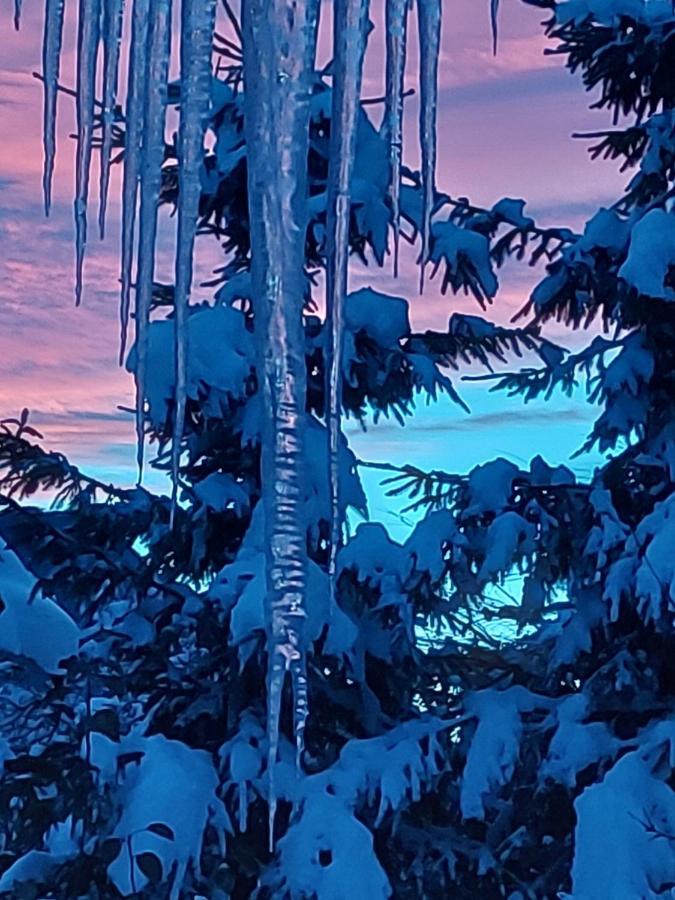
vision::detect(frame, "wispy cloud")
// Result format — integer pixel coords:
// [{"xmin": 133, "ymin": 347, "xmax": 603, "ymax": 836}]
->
[
  {"xmin": 345, "ymin": 404, "xmax": 592, "ymax": 438},
  {"xmin": 0, "ymin": 1, "xmax": 618, "ymax": 484}
]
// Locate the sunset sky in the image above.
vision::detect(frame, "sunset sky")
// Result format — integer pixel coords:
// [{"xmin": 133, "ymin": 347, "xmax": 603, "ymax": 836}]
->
[{"xmin": 0, "ymin": 0, "xmax": 625, "ymax": 522}]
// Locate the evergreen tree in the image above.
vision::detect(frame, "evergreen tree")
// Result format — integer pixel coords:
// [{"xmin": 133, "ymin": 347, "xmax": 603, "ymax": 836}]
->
[{"xmin": 1, "ymin": 0, "xmax": 675, "ymax": 897}]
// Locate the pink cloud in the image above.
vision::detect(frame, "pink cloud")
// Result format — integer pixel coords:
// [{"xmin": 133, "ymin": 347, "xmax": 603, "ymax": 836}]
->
[{"xmin": 0, "ymin": 2, "xmax": 625, "ymax": 480}]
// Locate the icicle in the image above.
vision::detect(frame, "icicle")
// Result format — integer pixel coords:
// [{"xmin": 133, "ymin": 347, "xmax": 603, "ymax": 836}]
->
[
  {"xmin": 41, "ymin": 0, "xmax": 66, "ymax": 216},
  {"xmin": 13, "ymin": 0, "xmax": 21, "ymax": 29},
  {"xmin": 416, "ymin": 0, "xmax": 440, "ymax": 293},
  {"xmin": 241, "ymin": 0, "xmax": 320, "ymax": 848},
  {"xmin": 74, "ymin": 0, "xmax": 101, "ymax": 305},
  {"xmin": 238, "ymin": 781, "xmax": 248, "ymax": 833},
  {"xmin": 291, "ymin": 654, "xmax": 308, "ymax": 768},
  {"xmin": 98, "ymin": 0, "xmax": 125, "ymax": 239},
  {"xmin": 325, "ymin": 0, "xmax": 369, "ymax": 615},
  {"xmin": 119, "ymin": 0, "xmax": 150, "ymax": 363},
  {"xmin": 133, "ymin": 0, "xmax": 172, "ymax": 480},
  {"xmin": 384, "ymin": 0, "xmax": 408, "ymax": 277},
  {"xmin": 170, "ymin": 0, "xmax": 216, "ymax": 525},
  {"xmin": 491, "ymin": 0, "xmax": 500, "ymax": 55}
]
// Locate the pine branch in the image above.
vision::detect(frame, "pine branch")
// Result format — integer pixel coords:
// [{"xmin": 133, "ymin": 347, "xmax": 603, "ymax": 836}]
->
[
  {"xmin": 0, "ymin": 492, "xmax": 188, "ymax": 606},
  {"xmin": 408, "ymin": 319, "xmax": 563, "ymax": 373},
  {"xmin": 0, "ymin": 416, "xmax": 147, "ymax": 506}
]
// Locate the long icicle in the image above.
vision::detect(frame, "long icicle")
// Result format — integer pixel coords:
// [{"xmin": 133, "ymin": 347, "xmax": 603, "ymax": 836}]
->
[
  {"xmin": 41, "ymin": 0, "xmax": 66, "ymax": 216},
  {"xmin": 491, "ymin": 0, "xmax": 500, "ymax": 55},
  {"xmin": 119, "ymin": 0, "xmax": 150, "ymax": 364},
  {"xmin": 74, "ymin": 0, "xmax": 101, "ymax": 305},
  {"xmin": 134, "ymin": 0, "xmax": 172, "ymax": 481},
  {"xmin": 325, "ymin": 0, "xmax": 369, "ymax": 614},
  {"xmin": 416, "ymin": 0, "xmax": 440, "ymax": 293},
  {"xmin": 384, "ymin": 0, "xmax": 408, "ymax": 277},
  {"xmin": 98, "ymin": 0, "xmax": 125, "ymax": 239},
  {"xmin": 170, "ymin": 0, "xmax": 216, "ymax": 524},
  {"xmin": 241, "ymin": 0, "xmax": 319, "ymax": 849}
]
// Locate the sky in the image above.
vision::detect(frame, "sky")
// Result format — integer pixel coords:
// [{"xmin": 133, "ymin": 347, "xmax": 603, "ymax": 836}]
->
[{"xmin": 0, "ymin": 0, "xmax": 626, "ymax": 523}]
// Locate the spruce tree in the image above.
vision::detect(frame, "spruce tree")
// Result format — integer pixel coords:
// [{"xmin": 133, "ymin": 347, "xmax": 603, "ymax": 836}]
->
[{"xmin": 1, "ymin": 0, "xmax": 675, "ymax": 897}]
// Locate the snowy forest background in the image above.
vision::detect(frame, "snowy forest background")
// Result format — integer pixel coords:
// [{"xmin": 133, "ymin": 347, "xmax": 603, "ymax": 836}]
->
[{"xmin": 1, "ymin": 0, "xmax": 675, "ymax": 898}]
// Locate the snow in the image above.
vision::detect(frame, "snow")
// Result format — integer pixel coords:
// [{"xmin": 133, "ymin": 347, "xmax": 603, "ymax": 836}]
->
[
  {"xmin": 407, "ymin": 351, "xmax": 456, "ymax": 400},
  {"xmin": 449, "ymin": 313, "xmax": 499, "ymax": 339},
  {"xmin": 529, "ymin": 454, "xmax": 575, "ymax": 486},
  {"xmin": 595, "ymin": 491, "xmax": 675, "ymax": 621},
  {"xmin": 8, "ymin": 0, "xmax": 675, "ymax": 895},
  {"xmin": 405, "ymin": 508, "xmax": 465, "ymax": 583},
  {"xmin": 478, "ymin": 511, "xmax": 534, "ymax": 582},
  {"xmin": 215, "ymin": 270, "xmax": 251, "ymax": 307},
  {"xmin": 548, "ymin": 588, "xmax": 605, "ymax": 667},
  {"xmin": 307, "ymin": 89, "xmax": 391, "ymax": 256},
  {"xmin": 339, "ymin": 522, "xmax": 412, "ymax": 606},
  {"xmin": 602, "ymin": 331, "xmax": 654, "ymax": 396},
  {"xmin": 460, "ymin": 686, "xmax": 551, "ymax": 820},
  {"xmin": 274, "ymin": 719, "xmax": 446, "ymax": 898},
  {"xmin": 466, "ymin": 458, "xmax": 519, "ymax": 515},
  {"xmin": 572, "ymin": 207, "xmax": 631, "ymax": 258},
  {"xmin": 530, "ymin": 268, "xmax": 569, "ymax": 310},
  {"xmin": 634, "ymin": 493, "xmax": 675, "ymax": 618},
  {"xmin": 633, "ymin": 110, "xmax": 675, "ymax": 180},
  {"xmin": 430, "ymin": 220, "xmax": 499, "ymax": 298},
  {"xmin": 193, "ymin": 472, "xmax": 250, "ymax": 514},
  {"xmin": 345, "ymin": 287, "xmax": 410, "ymax": 347},
  {"xmin": 541, "ymin": 693, "xmax": 619, "ymax": 788},
  {"xmin": 275, "ymin": 791, "xmax": 392, "ymax": 900},
  {"xmin": 8, "ymin": 1, "xmax": 675, "ymax": 896},
  {"xmin": 0, "ymin": 816, "xmax": 83, "ymax": 893},
  {"xmin": 619, "ymin": 209, "xmax": 675, "ymax": 301},
  {"xmin": 0, "ymin": 851, "xmax": 68, "ymax": 894},
  {"xmin": 212, "ymin": 84, "xmax": 246, "ymax": 178},
  {"xmin": 399, "ymin": 182, "xmax": 424, "ymax": 233},
  {"xmin": 585, "ymin": 488, "xmax": 629, "ymax": 568},
  {"xmin": 351, "ymin": 176, "xmax": 390, "ymax": 264},
  {"xmin": 303, "ymin": 419, "xmax": 368, "ymax": 538},
  {"xmin": 89, "ymin": 733, "xmax": 229, "ymax": 899},
  {"xmin": 0, "ymin": 539, "xmax": 80, "ymax": 673},
  {"xmin": 99, "ymin": 599, "xmax": 155, "ymax": 647},
  {"xmin": 126, "ymin": 303, "xmax": 254, "ymax": 429},
  {"xmin": 220, "ymin": 714, "xmax": 266, "ymax": 832},
  {"xmin": 491, "ymin": 197, "xmax": 533, "ymax": 230},
  {"xmin": 571, "ymin": 733, "xmax": 675, "ymax": 898}
]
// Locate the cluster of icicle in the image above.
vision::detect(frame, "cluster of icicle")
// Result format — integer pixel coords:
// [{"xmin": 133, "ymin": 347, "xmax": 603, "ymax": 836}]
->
[
  {"xmin": 25, "ymin": 0, "xmax": 500, "ymax": 846},
  {"xmin": 37, "ymin": 0, "xmax": 215, "ymax": 491}
]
